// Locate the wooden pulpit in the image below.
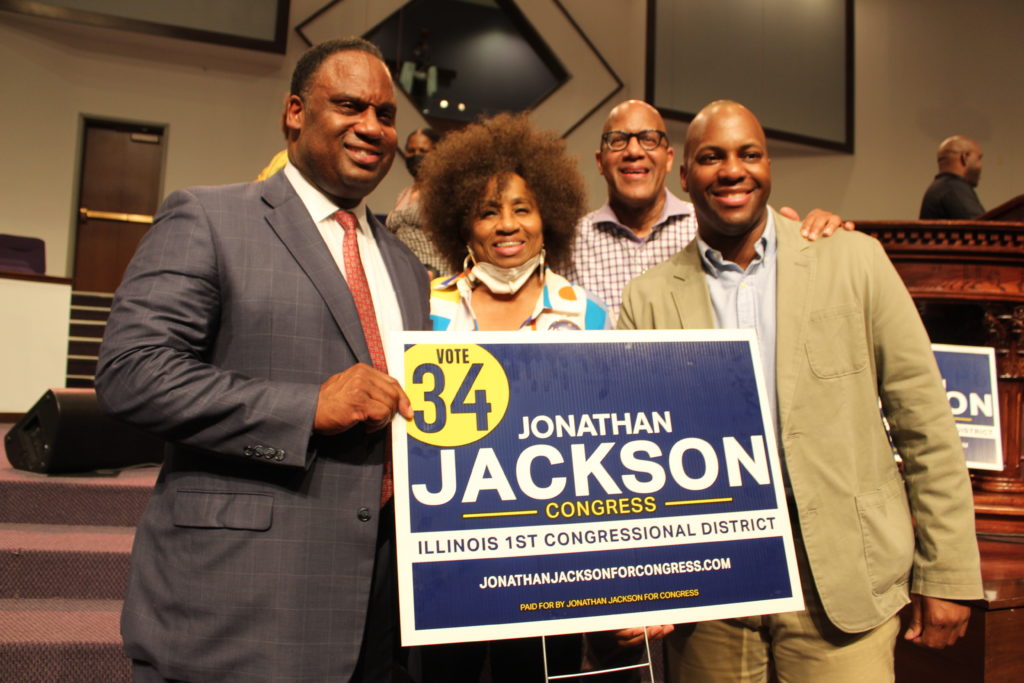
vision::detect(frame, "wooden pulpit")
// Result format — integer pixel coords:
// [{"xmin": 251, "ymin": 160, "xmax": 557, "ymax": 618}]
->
[
  {"xmin": 981, "ymin": 194, "xmax": 1024, "ymax": 222},
  {"xmin": 858, "ymin": 199, "xmax": 1024, "ymax": 682}
]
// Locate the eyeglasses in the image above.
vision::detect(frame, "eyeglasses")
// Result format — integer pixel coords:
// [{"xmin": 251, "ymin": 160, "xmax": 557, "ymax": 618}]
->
[{"xmin": 601, "ymin": 129, "xmax": 668, "ymax": 151}]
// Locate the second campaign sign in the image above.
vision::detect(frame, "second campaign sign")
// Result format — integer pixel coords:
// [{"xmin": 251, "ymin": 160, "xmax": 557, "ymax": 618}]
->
[
  {"xmin": 391, "ymin": 330, "xmax": 803, "ymax": 646},
  {"xmin": 932, "ymin": 343, "xmax": 1003, "ymax": 471}
]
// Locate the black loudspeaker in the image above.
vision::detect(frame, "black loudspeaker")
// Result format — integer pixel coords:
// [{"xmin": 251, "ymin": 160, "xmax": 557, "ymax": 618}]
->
[{"xmin": 4, "ymin": 388, "xmax": 164, "ymax": 473}]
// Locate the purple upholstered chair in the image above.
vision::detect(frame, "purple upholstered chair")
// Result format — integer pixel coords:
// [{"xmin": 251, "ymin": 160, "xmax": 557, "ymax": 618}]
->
[{"xmin": 0, "ymin": 233, "xmax": 45, "ymax": 275}]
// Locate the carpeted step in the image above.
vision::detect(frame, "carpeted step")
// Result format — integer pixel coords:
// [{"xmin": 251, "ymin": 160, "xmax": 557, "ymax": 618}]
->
[
  {"xmin": 0, "ymin": 523, "xmax": 134, "ymax": 600},
  {"xmin": 0, "ymin": 598, "xmax": 129, "ymax": 682},
  {"xmin": 0, "ymin": 450, "xmax": 156, "ymax": 527}
]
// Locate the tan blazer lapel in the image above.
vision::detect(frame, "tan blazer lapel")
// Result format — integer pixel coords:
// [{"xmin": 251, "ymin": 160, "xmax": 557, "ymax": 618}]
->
[
  {"xmin": 670, "ymin": 241, "xmax": 715, "ymax": 329},
  {"xmin": 774, "ymin": 209, "xmax": 816, "ymax": 429}
]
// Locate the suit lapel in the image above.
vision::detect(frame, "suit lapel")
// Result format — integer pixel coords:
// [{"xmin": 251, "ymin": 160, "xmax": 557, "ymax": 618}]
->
[
  {"xmin": 365, "ymin": 207, "xmax": 426, "ymax": 331},
  {"xmin": 260, "ymin": 174, "xmax": 372, "ymax": 365},
  {"xmin": 774, "ymin": 209, "xmax": 815, "ymax": 429},
  {"xmin": 670, "ymin": 242, "xmax": 715, "ymax": 329}
]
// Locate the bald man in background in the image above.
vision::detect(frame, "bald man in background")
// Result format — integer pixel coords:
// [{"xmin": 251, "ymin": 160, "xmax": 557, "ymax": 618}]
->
[{"xmin": 919, "ymin": 135, "xmax": 985, "ymax": 219}]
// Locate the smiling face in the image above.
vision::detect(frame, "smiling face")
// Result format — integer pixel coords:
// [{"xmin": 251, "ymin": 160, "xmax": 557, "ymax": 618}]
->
[
  {"xmin": 468, "ymin": 173, "xmax": 544, "ymax": 268},
  {"xmin": 682, "ymin": 102, "xmax": 771, "ymax": 244},
  {"xmin": 596, "ymin": 101, "xmax": 674, "ymax": 215},
  {"xmin": 286, "ymin": 49, "xmax": 398, "ymax": 207}
]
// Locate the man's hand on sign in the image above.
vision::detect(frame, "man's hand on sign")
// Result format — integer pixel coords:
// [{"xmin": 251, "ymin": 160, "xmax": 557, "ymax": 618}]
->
[{"xmin": 614, "ymin": 624, "xmax": 675, "ymax": 647}]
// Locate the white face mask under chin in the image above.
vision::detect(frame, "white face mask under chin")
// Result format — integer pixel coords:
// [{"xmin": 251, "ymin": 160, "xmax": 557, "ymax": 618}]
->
[{"xmin": 465, "ymin": 249, "xmax": 545, "ymax": 295}]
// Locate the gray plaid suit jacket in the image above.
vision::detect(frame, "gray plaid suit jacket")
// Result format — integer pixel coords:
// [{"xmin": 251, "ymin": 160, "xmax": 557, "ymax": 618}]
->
[{"xmin": 96, "ymin": 171, "xmax": 430, "ymax": 682}]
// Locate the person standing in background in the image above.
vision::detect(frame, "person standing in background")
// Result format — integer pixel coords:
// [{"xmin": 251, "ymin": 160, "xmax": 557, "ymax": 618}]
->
[
  {"xmin": 388, "ymin": 127, "xmax": 449, "ymax": 277},
  {"xmin": 919, "ymin": 135, "xmax": 985, "ymax": 219}
]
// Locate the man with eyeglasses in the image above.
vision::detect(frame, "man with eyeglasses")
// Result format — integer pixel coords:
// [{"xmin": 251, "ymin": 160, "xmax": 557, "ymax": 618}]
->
[{"xmin": 566, "ymin": 100, "xmax": 849, "ymax": 322}]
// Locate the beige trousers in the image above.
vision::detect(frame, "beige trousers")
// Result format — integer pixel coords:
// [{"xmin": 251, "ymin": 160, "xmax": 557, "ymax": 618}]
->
[
  {"xmin": 664, "ymin": 606, "xmax": 898, "ymax": 682},
  {"xmin": 665, "ymin": 532, "xmax": 900, "ymax": 683}
]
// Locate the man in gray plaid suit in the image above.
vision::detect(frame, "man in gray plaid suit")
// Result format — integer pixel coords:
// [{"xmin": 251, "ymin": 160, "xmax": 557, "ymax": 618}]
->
[{"xmin": 97, "ymin": 38, "xmax": 429, "ymax": 682}]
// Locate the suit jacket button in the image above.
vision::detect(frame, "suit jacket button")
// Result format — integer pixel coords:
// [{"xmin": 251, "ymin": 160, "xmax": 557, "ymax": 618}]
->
[
  {"xmin": 243, "ymin": 447, "xmax": 254, "ymax": 457},
  {"xmin": 357, "ymin": 507, "xmax": 372, "ymax": 522},
  {"xmin": 265, "ymin": 447, "xmax": 278, "ymax": 457}
]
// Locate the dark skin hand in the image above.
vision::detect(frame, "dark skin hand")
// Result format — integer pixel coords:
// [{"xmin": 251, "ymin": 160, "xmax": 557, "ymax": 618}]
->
[
  {"xmin": 904, "ymin": 594, "xmax": 971, "ymax": 649},
  {"xmin": 314, "ymin": 363, "xmax": 412, "ymax": 434},
  {"xmin": 779, "ymin": 206, "xmax": 856, "ymax": 239},
  {"xmin": 614, "ymin": 624, "xmax": 675, "ymax": 647}
]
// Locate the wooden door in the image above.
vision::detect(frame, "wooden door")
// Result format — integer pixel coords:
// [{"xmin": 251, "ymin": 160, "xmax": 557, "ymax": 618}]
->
[{"xmin": 73, "ymin": 120, "xmax": 164, "ymax": 293}]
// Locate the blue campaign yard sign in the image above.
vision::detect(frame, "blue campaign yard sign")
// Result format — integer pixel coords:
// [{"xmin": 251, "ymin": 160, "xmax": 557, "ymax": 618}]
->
[
  {"xmin": 932, "ymin": 344, "xmax": 1003, "ymax": 471},
  {"xmin": 389, "ymin": 329, "xmax": 803, "ymax": 646}
]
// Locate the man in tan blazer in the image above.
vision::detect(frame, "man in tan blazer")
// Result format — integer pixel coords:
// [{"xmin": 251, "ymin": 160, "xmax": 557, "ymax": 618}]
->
[{"xmin": 618, "ymin": 100, "xmax": 982, "ymax": 681}]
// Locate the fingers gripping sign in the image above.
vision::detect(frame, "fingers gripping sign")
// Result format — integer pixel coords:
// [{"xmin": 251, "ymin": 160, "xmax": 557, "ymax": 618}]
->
[
  {"xmin": 314, "ymin": 363, "xmax": 412, "ymax": 434},
  {"xmin": 615, "ymin": 624, "xmax": 676, "ymax": 647}
]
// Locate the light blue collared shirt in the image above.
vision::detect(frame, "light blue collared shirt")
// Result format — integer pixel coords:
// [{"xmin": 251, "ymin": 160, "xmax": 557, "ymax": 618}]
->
[{"xmin": 696, "ymin": 212, "xmax": 779, "ymax": 424}]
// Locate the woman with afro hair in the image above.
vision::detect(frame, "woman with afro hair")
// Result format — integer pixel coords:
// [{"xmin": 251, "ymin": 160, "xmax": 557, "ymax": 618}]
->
[{"xmin": 418, "ymin": 112, "xmax": 610, "ymax": 333}]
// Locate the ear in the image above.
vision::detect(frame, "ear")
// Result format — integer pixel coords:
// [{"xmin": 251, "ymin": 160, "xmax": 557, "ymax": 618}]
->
[
  {"xmin": 284, "ymin": 94, "xmax": 304, "ymax": 138},
  {"xmin": 595, "ymin": 149, "xmax": 607, "ymax": 178},
  {"xmin": 664, "ymin": 144, "xmax": 675, "ymax": 173},
  {"xmin": 679, "ymin": 163, "xmax": 689, "ymax": 194}
]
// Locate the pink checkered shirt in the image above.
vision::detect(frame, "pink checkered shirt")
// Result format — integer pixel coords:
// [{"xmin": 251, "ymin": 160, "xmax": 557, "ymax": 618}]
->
[{"xmin": 565, "ymin": 190, "xmax": 697, "ymax": 322}]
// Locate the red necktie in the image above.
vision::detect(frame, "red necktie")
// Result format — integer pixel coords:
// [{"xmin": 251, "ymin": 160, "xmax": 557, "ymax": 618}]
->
[{"xmin": 334, "ymin": 209, "xmax": 393, "ymax": 505}]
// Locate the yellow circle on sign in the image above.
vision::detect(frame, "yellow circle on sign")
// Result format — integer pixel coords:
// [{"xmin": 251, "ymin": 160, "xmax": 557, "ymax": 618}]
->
[{"xmin": 405, "ymin": 344, "xmax": 510, "ymax": 447}]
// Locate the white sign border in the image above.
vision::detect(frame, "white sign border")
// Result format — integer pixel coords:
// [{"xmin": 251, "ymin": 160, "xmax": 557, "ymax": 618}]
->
[{"xmin": 390, "ymin": 329, "xmax": 805, "ymax": 646}]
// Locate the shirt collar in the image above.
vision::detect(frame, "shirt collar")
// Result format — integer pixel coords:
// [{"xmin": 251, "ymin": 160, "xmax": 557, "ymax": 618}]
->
[
  {"xmin": 434, "ymin": 269, "xmax": 469, "ymax": 292},
  {"xmin": 697, "ymin": 209, "xmax": 777, "ymax": 276},
  {"xmin": 283, "ymin": 162, "xmax": 366, "ymax": 226},
  {"xmin": 591, "ymin": 188, "xmax": 693, "ymax": 240},
  {"xmin": 536, "ymin": 269, "xmax": 586, "ymax": 317}
]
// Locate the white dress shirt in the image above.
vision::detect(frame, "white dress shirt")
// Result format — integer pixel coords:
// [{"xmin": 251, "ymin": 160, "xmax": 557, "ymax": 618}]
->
[{"xmin": 283, "ymin": 162, "xmax": 404, "ymax": 353}]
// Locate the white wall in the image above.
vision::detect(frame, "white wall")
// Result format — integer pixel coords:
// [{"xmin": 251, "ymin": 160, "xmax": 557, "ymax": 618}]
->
[
  {"xmin": 0, "ymin": 277, "xmax": 71, "ymax": 412},
  {"xmin": 0, "ymin": 2, "xmax": 309, "ymax": 278},
  {"xmin": 763, "ymin": 0, "xmax": 1024, "ymax": 221},
  {"xmin": 0, "ymin": 0, "xmax": 1021, "ymax": 279},
  {"xmin": 570, "ymin": 0, "xmax": 1023, "ymax": 223}
]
